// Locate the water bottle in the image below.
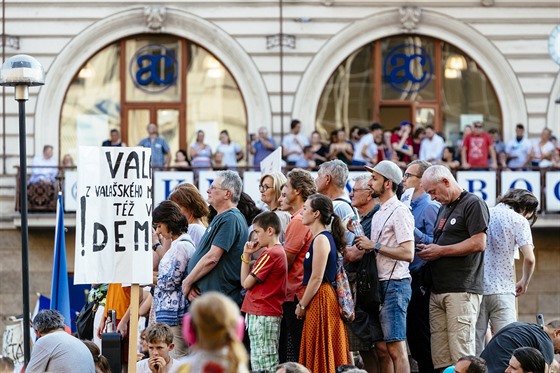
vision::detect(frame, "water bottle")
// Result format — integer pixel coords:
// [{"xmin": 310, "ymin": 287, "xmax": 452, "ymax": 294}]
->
[
  {"xmin": 351, "ymin": 215, "xmax": 364, "ymax": 236},
  {"xmin": 105, "ymin": 309, "xmax": 115, "ymax": 333}
]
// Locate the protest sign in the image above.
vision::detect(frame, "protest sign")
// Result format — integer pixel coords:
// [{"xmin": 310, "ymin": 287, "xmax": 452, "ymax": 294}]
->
[{"xmin": 74, "ymin": 146, "xmax": 153, "ymax": 284}]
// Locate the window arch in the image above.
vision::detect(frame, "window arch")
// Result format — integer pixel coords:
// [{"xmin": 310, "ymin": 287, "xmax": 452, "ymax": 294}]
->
[
  {"xmin": 316, "ymin": 35, "xmax": 501, "ymax": 147},
  {"xmin": 293, "ymin": 8, "xmax": 526, "ymax": 143},
  {"xmin": 60, "ymin": 35, "xmax": 247, "ymax": 162}
]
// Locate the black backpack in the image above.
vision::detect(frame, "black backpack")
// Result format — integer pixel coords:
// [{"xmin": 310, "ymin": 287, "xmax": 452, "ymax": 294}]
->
[{"xmin": 75, "ymin": 290, "xmax": 105, "ymax": 340}]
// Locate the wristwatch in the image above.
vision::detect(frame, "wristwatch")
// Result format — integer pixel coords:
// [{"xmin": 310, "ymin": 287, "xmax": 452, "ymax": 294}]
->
[
  {"xmin": 297, "ymin": 303, "xmax": 305, "ymax": 310},
  {"xmin": 374, "ymin": 243, "xmax": 382, "ymax": 254},
  {"xmin": 152, "ymin": 242, "xmax": 162, "ymax": 251}
]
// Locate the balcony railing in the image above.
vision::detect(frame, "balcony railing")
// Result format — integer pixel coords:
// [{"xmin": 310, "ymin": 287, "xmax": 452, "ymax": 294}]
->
[{"xmin": 15, "ymin": 165, "xmax": 560, "ymax": 216}]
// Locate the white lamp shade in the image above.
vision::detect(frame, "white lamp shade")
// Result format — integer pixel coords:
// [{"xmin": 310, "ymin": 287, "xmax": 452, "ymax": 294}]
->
[{"xmin": 0, "ymin": 54, "xmax": 45, "ymax": 86}]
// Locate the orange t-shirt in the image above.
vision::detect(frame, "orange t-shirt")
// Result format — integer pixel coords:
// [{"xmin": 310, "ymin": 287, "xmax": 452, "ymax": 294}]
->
[
  {"xmin": 103, "ymin": 283, "xmax": 131, "ymax": 320},
  {"xmin": 283, "ymin": 208, "xmax": 313, "ymax": 301}
]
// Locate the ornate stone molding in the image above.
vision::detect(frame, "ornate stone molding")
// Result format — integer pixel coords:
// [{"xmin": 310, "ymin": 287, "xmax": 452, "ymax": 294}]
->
[
  {"xmin": 144, "ymin": 6, "xmax": 166, "ymax": 31},
  {"xmin": 399, "ymin": 6, "xmax": 422, "ymax": 33}
]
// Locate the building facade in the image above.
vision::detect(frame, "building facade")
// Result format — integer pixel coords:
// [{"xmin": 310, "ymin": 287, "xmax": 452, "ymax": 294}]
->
[{"xmin": 0, "ymin": 0, "xmax": 559, "ymax": 339}]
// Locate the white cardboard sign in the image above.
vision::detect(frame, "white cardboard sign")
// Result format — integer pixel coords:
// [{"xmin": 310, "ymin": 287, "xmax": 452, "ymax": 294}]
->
[{"xmin": 74, "ymin": 146, "xmax": 153, "ymax": 284}]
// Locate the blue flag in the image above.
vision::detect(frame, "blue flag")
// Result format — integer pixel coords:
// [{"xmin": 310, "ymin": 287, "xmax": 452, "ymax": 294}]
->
[{"xmin": 51, "ymin": 192, "xmax": 71, "ymax": 328}]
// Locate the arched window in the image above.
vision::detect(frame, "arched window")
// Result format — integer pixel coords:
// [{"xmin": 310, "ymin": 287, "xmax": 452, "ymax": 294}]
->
[
  {"xmin": 316, "ymin": 35, "xmax": 501, "ymax": 146},
  {"xmin": 60, "ymin": 34, "xmax": 247, "ymax": 161}
]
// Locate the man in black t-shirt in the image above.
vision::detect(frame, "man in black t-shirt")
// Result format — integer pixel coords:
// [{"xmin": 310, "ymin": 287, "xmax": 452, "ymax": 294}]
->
[
  {"xmin": 418, "ymin": 165, "xmax": 489, "ymax": 369},
  {"xmin": 480, "ymin": 321, "xmax": 560, "ymax": 373}
]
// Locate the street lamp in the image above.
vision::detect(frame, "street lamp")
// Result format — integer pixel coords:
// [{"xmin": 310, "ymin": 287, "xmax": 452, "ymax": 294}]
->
[{"xmin": 0, "ymin": 54, "xmax": 45, "ymax": 365}]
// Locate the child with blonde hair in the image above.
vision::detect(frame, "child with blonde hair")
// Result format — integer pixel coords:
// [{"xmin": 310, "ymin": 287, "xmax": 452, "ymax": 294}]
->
[{"xmin": 173, "ymin": 292, "xmax": 248, "ymax": 373}]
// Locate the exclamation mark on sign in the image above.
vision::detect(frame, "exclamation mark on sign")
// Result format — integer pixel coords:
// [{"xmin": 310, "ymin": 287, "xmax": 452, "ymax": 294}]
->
[{"xmin": 80, "ymin": 196, "xmax": 86, "ymax": 256}]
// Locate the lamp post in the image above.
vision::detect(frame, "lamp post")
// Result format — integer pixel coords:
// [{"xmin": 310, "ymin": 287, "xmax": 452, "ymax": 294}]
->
[{"xmin": 0, "ymin": 54, "xmax": 45, "ymax": 364}]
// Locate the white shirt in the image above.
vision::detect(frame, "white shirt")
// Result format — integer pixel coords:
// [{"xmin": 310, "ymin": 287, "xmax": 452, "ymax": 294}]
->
[
  {"xmin": 352, "ymin": 133, "xmax": 373, "ymax": 163},
  {"xmin": 216, "ymin": 142, "xmax": 241, "ymax": 167},
  {"xmin": 530, "ymin": 139, "xmax": 555, "ymax": 162},
  {"xmin": 483, "ymin": 203, "xmax": 533, "ymax": 295},
  {"xmin": 505, "ymin": 136, "xmax": 532, "ymax": 168},
  {"xmin": 171, "ymin": 348, "xmax": 249, "ymax": 373},
  {"xmin": 282, "ymin": 133, "xmax": 309, "ymax": 162},
  {"xmin": 370, "ymin": 196, "xmax": 414, "ymax": 280},
  {"xmin": 419, "ymin": 134, "xmax": 446, "ymax": 162},
  {"xmin": 30, "ymin": 155, "xmax": 58, "ymax": 183}
]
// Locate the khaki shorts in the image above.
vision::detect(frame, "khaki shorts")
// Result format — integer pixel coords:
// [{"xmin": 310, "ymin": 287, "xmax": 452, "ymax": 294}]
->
[{"xmin": 429, "ymin": 292, "xmax": 482, "ymax": 369}]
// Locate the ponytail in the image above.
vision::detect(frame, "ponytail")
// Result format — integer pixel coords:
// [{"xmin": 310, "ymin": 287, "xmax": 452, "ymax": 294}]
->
[
  {"xmin": 225, "ymin": 334, "xmax": 248, "ymax": 373},
  {"xmin": 330, "ymin": 215, "xmax": 347, "ymax": 253}
]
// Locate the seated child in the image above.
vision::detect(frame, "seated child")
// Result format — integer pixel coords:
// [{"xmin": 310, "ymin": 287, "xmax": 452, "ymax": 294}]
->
[{"xmin": 137, "ymin": 323, "xmax": 177, "ymax": 373}]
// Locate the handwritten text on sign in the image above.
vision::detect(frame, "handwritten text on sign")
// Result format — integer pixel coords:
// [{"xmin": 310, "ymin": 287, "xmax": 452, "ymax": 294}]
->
[{"xmin": 74, "ymin": 147, "xmax": 153, "ymax": 284}]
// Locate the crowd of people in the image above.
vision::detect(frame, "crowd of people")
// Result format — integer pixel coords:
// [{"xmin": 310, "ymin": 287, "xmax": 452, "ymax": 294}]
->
[
  {"xmin": 29, "ymin": 119, "xmax": 559, "ymax": 186},
  {"xmin": 19, "ymin": 119, "xmax": 560, "ymax": 373}
]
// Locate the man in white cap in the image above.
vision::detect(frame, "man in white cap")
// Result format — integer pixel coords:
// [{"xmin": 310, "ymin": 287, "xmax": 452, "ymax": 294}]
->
[{"xmin": 354, "ymin": 160, "xmax": 415, "ymax": 373}]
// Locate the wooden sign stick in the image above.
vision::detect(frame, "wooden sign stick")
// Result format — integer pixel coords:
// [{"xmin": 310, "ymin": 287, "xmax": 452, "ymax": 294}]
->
[{"xmin": 127, "ymin": 283, "xmax": 140, "ymax": 373}]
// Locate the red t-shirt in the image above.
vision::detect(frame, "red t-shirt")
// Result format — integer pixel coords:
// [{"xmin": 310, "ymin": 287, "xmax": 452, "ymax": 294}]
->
[
  {"xmin": 241, "ymin": 244, "xmax": 287, "ymax": 317},
  {"xmin": 464, "ymin": 133, "xmax": 493, "ymax": 167},
  {"xmin": 391, "ymin": 133, "xmax": 413, "ymax": 162},
  {"xmin": 283, "ymin": 208, "xmax": 313, "ymax": 302}
]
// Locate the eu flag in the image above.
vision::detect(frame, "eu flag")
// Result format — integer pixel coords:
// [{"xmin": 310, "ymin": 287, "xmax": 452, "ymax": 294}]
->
[{"xmin": 51, "ymin": 192, "xmax": 71, "ymax": 328}]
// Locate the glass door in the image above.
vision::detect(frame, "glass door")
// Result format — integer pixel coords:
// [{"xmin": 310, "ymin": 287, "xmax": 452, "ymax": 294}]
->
[{"xmin": 125, "ymin": 108, "xmax": 180, "ymax": 155}]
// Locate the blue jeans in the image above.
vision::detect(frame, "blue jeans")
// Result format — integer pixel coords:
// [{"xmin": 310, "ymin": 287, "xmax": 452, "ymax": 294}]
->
[{"xmin": 370, "ymin": 278, "xmax": 411, "ymax": 342}]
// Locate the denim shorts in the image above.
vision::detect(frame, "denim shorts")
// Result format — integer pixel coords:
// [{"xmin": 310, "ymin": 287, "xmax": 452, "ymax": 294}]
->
[{"xmin": 369, "ymin": 278, "xmax": 411, "ymax": 342}]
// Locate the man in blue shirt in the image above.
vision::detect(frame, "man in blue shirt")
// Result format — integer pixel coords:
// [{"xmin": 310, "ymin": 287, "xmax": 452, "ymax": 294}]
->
[
  {"xmin": 402, "ymin": 160, "xmax": 440, "ymax": 373},
  {"xmin": 250, "ymin": 126, "xmax": 276, "ymax": 170},
  {"xmin": 138, "ymin": 123, "xmax": 170, "ymax": 168}
]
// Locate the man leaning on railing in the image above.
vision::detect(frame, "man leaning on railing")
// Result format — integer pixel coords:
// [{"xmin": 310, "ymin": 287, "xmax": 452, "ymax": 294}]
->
[{"xmin": 29, "ymin": 145, "xmax": 58, "ymax": 184}]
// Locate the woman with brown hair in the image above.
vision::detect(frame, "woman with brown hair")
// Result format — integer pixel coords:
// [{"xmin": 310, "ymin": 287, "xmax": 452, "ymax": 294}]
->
[
  {"xmin": 168, "ymin": 183, "xmax": 209, "ymax": 248},
  {"xmin": 295, "ymin": 194, "xmax": 350, "ymax": 372}
]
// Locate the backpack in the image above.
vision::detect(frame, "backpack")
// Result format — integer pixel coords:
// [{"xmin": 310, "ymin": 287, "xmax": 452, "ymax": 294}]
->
[
  {"xmin": 355, "ymin": 251, "xmax": 381, "ymax": 313},
  {"xmin": 75, "ymin": 289, "xmax": 105, "ymax": 340},
  {"xmin": 332, "ymin": 254, "xmax": 355, "ymax": 322}
]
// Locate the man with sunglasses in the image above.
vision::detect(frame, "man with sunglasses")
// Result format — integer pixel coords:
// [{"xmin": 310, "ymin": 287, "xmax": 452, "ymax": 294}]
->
[
  {"xmin": 402, "ymin": 160, "xmax": 440, "ymax": 373},
  {"xmin": 461, "ymin": 121, "xmax": 497, "ymax": 170}
]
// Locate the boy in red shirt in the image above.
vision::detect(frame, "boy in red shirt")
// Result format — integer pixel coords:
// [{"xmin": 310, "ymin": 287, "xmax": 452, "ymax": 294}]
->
[{"xmin": 240, "ymin": 211, "xmax": 288, "ymax": 372}]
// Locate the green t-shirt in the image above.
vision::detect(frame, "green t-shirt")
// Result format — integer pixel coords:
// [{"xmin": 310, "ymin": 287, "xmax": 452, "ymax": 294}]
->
[{"xmin": 187, "ymin": 208, "xmax": 248, "ymax": 306}]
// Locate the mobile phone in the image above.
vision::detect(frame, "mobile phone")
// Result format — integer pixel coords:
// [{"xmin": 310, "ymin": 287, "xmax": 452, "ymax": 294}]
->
[
  {"xmin": 536, "ymin": 313, "xmax": 544, "ymax": 328},
  {"xmin": 415, "ymin": 247, "xmax": 423, "ymax": 252}
]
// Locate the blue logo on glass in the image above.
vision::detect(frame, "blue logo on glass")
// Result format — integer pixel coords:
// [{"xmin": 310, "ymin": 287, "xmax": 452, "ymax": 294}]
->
[
  {"xmin": 129, "ymin": 44, "xmax": 178, "ymax": 94},
  {"xmin": 383, "ymin": 44, "xmax": 433, "ymax": 93}
]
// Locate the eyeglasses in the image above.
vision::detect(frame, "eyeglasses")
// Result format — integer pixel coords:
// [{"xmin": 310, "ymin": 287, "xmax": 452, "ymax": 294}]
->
[
  {"xmin": 209, "ymin": 185, "xmax": 228, "ymax": 191},
  {"xmin": 351, "ymin": 188, "xmax": 370, "ymax": 193},
  {"xmin": 258, "ymin": 184, "xmax": 272, "ymax": 192},
  {"xmin": 403, "ymin": 172, "xmax": 421, "ymax": 179}
]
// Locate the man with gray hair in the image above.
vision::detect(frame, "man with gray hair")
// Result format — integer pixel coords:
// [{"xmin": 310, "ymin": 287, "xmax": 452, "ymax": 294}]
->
[
  {"xmin": 182, "ymin": 170, "xmax": 247, "ymax": 306},
  {"xmin": 27, "ymin": 309, "xmax": 95, "ymax": 373},
  {"xmin": 418, "ymin": 165, "xmax": 489, "ymax": 369},
  {"xmin": 250, "ymin": 126, "xmax": 277, "ymax": 171},
  {"xmin": 315, "ymin": 159, "xmax": 355, "ymax": 243}
]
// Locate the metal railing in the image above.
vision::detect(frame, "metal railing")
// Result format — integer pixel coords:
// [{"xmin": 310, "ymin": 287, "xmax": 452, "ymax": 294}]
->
[{"xmin": 14, "ymin": 164, "xmax": 560, "ymax": 214}]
